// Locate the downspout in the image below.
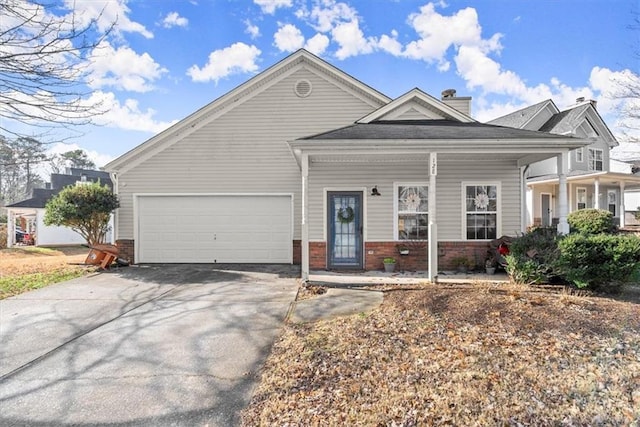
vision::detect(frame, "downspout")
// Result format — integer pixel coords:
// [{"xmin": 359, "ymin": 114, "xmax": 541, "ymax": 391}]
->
[{"xmin": 109, "ymin": 172, "xmax": 118, "ymax": 245}]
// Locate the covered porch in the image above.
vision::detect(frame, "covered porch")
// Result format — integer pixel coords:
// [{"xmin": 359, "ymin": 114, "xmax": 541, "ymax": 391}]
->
[
  {"xmin": 528, "ymin": 171, "xmax": 640, "ymax": 228},
  {"xmin": 289, "ymin": 121, "xmax": 588, "ymax": 282}
]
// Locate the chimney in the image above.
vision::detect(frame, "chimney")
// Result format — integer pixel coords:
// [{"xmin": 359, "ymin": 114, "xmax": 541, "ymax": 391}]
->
[
  {"xmin": 441, "ymin": 88, "xmax": 472, "ymax": 116},
  {"xmin": 575, "ymin": 97, "xmax": 597, "ymax": 109}
]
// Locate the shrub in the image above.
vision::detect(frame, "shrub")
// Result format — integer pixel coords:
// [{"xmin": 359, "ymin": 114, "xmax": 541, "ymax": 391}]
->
[
  {"xmin": 567, "ymin": 209, "xmax": 615, "ymax": 234},
  {"xmin": 506, "ymin": 227, "xmax": 559, "ymax": 284},
  {"xmin": 556, "ymin": 233, "xmax": 640, "ymax": 292},
  {"xmin": 0, "ymin": 226, "xmax": 6, "ymax": 249}
]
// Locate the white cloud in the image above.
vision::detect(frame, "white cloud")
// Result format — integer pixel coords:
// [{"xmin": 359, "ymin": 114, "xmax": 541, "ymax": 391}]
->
[
  {"xmin": 304, "ymin": 0, "xmax": 358, "ymax": 33},
  {"xmin": 274, "ymin": 24, "xmax": 305, "ymax": 52},
  {"xmin": 304, "ymin": 33, "xmax": 330, "ymax": 56},
  {"xmin": 332, "ymin": 19, "xmax": 376, "ymax": 59},
  {"xmin": 187, "ymin": 43, "xmax": 261, "ymax": 83},
  {"xmin": 254, "ymin": 0, "xmax": 292, "ymax": 14},
  {"xmin": 162, "ymin": 12, "xmax": 188, "ymax": 29},
  {"xmin": 88, "ymin": 41, "xmax": 167, "ymax": 92},
  {"xmin": 403, "ymin": 4, "xmax": 500, "ymax": 69},
  {"xmin": 378, "ymin": 30, "xmax": 403, "ymax": 56},
  {"xmin": 244, "ymin": 19, "xmax": 261, "ymax": 39},
  {"xmin": 273, "ymin": 24, "xmax": 329, "ymax": 55},
  {"xmin": 85, "ymin": 91, "xmax": 177, "ymax": 133},
  {"xmin": 64, "ymin": 0, "xmax": 153, "ymax": 39}
]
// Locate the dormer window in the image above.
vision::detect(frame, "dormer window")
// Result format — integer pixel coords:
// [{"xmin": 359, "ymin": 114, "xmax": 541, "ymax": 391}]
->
[{"xmin": 588, "ymin": 148, "xmax": 603, "ymax": 171}]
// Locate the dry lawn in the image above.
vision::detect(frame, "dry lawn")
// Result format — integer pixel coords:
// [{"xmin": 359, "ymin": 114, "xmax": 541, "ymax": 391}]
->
[
  {"xmin": 242, "ymin": 283, "xmax": 640, "ymax": 426},
  {"xmin": 0, "ymin": 246, "xmax": 92, "ymax": 298}
]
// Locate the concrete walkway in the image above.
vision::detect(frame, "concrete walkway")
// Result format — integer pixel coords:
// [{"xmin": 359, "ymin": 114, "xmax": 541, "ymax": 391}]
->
[
  {"xmin": 289, "ymin": 270, "xmax": 510, "ymax": 323},
  {"xmin": 0, "ymin": 264, "xmax": 299, "ymax": 427}
]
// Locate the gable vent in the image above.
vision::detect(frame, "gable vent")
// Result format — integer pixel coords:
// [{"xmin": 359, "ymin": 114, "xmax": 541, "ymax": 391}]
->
[{"xmin": 294, "ymin": 79, "xmax": 312, "ymax": 98}]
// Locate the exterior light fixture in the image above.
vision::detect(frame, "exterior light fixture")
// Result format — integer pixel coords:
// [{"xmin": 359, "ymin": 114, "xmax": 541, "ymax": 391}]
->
[{"xmin": 371, "ymin": 186, "xmax": 381, "ymax": 196}]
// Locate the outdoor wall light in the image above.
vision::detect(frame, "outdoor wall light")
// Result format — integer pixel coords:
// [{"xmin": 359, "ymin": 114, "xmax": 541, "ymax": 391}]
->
[{"xmin": 371, "ymin": 186, "xmax": 381, "ymax": 196}]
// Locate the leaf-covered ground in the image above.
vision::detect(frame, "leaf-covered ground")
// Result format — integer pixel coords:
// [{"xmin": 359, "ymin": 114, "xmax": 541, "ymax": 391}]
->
[{"xmin": 242, "ymin": 283, "xmax": 640, "ymax": 426}]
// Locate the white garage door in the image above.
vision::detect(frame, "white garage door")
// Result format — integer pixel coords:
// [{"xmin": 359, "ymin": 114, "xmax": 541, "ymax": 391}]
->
[{"xmin": 137, "ymin": 195, "xmax": 292, "ymax": 263}]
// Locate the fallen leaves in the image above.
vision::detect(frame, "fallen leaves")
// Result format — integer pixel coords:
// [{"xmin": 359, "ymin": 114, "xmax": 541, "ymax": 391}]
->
[{"xmin": 242, "ymin": 283, "xmax": 640, "ymax": 426}]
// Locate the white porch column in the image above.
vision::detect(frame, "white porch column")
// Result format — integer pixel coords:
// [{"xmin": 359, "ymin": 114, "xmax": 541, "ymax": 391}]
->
[
  {"xmin": 301, "ymin": 154, "xmax": 310, "ymax": 281},
  {"xmin": 7, "ymin": 210, "xmax": 14, "ymax": 248},
  {"xmin": 620, "ymin": 181, "xmax": 626, "ymax": 228},
  {"xmin": 520, "ymin": 166, "xmax": 527, "ymax": 232},
  {"xmin": 557, "ymin": 152, "xmax": 570, "ymax": 235},
  {"xmin": 428, "ymin": 152, "xmax": 438, "ymax": 282},
  {"xmin": 594, "ymin": 177, "xmax": 600, "ymax": 209}
]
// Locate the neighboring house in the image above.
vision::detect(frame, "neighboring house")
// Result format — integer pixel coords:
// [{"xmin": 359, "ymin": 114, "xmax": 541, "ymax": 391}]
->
[
  {"xmin": 5, "ymin": 168, "xmax": 113, "ymax": 247},
  {"xmin": 104, "ymin": 50, "xmax": 589, "ymax": 280},
  {"xmin": 489, "ymin": 99, "xmax": 640, "ymax": 229}
]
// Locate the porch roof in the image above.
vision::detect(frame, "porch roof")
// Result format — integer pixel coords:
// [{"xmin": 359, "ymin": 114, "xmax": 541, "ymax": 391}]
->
[
  {"xmin": 289, "ymin": 119, "xmax": 588, "ymax": 168},
  {"xmin": 300, "ymin": 120, "xmax": 578, "ymax": 141},
  {"xmin": 527, "ymin": 171, "xmax": 640, "ymax": 190}
]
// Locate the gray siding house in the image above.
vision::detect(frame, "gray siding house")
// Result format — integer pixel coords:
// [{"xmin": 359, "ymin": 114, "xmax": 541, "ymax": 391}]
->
[
  {"xmin": 490, "ymin": 99, "xmax": 640, "ymax": 229},
  {"xmin": 105, "ymin": 50, "xmax": 588, "ymax": 280}
]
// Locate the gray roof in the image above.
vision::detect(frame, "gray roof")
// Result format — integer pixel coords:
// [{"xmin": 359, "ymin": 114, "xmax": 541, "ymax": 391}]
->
[
  {"xmin": 487, "ymin": 100, "xmax": 554, "ymax": 128},
  {"xmin": 6, "ymin": 169, "xmax": 113, "ymax": 209},
  {"xmin": 539, "ymin": 104, "xmax": 590, "ymax": 134},
  {"xmin": 300, "ymin": 119, "xmax": 575, "ymax": 141},
  {"xmin": 6, "ymin": 188, "xmax": 56, "ymax": 209}
]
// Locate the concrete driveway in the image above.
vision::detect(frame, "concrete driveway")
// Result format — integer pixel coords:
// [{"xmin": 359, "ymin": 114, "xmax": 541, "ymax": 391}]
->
[{"xmin": 0, "ymin": 264, "xmax": 299, "ymax": 426}]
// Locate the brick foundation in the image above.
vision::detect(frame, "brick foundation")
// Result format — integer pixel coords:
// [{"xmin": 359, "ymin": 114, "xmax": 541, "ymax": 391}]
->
[
  {"xmin": 115, "ymin": 239, "xmax": 135, "ymax": 264},
  {"xmin": 292, "ymin": 240, "xmax": 301, "ymax": 265},
  {"xmin": 308, "ymin": 240, "xmax": 491, "ymax": 271},
  {"xmin": 309, "ymin": 241, "xmax": 327, "ymax": 269}
]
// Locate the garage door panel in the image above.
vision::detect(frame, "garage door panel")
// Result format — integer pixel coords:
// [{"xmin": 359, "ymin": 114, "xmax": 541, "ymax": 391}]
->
[{"xmin": 137, "ymin": 195, "xmax": 292, "ymax": 263}]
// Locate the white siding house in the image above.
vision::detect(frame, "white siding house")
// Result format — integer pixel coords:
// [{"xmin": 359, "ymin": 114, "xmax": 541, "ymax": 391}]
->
[{"xmin": 105, "ymin": 50, "xmax": 590, "ymax": 280}]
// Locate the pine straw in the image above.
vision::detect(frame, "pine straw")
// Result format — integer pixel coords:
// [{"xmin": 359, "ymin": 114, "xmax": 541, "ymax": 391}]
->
[{"xmin": 242, "ymin": 283, "xmax": 640, "ymax": 426}]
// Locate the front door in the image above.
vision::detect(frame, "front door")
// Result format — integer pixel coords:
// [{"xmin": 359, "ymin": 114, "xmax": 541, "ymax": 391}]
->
[
  {"xmin": 541, "ymin": 193, "xmax": 551, "ymax": 227},
  {"xmin": 327, "ymin": 192, "xmax": 363, "ymax": 269}
]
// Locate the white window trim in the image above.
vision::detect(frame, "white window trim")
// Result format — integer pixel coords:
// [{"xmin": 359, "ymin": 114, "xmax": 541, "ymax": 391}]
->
[
  {"xmin": 588, "ymin": 148, "xmax": 603, "ymax": 171},
  {"xmin": 576, "ymin": 147, "xmax": 584, "ymax": 163},
  {"xmin": 576, "ymin": 187, "xmax": 587, "ymax": 209},
  {"xmin": 607, "ymin": 189, "xmax": 617, "ymax": 215},
  {"xmin": 461, "ymin": 182, "xmax": 501, "ymax": 241},
  {"xmin": 393, "ymin": 182, "xmax": 429, "ymax": 240}
]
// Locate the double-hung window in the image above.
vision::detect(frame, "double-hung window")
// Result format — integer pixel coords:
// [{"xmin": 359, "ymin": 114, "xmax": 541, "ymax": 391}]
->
[
  {"xmin": 577, "ymin": 187, "xmax": 587, "ymax": 210},
  {"xmin": 464, "ymin": 184, "xmax": 498, "ymax": 240},
  {"xmin": 396, "ymin": 184, "xmax": 428, "ymax": 240},
  {"xmin": 588, "ymin": 148, "xmax": 603, "ymax": 171},
  {"xmin": 576, "ymin": 147, "xmax": 584, "ymax": 163}
]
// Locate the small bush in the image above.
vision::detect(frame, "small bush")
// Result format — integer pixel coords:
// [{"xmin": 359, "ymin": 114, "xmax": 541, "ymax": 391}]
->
[
  {"xmin": 567, "ymin": 209, "xmax": 615, "ymax": 234},
  {"xmin": 506, "ymin": 227, "xmax": 559, "ymax": 284},
  {"xmin": 556, "ymin": 233, "xmax": 640, "ymax": 292},
  {"xmin": 0, "ymin": 226, "xmax": 6, "ymax": 249}
]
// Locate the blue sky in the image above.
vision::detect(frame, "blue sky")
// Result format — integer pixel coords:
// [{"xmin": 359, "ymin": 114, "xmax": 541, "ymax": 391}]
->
[{"xmin": 9, "ymin": 0, "xmax": 640, "ymax": 167}]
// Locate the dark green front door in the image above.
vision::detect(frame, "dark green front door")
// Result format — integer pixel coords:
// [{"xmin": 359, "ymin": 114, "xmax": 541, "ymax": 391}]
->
[{"xmin": 327, "ymin": 192, "xmax": 363, "ymax": 269}]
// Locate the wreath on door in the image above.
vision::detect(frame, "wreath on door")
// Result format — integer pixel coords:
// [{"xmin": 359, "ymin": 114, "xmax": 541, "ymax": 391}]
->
[{"xmin": 337, "ymin": 206, "xmax": 355, "ymax": 224}]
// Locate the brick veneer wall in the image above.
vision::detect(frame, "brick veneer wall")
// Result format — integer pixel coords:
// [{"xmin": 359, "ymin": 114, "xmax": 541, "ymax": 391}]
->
[
  {"xmin": 309, "ymin": 240, "xmax": 491, "ymax": 271},
  {"xmin": 115, "ymin": 239, "xmax": 135, "ymax": 264},
  {"xmin": 292, "ymin": 240, "xmax": 301, "ymax": 264},
  {"xmin": 309, "ymin": 241, "xmax": 327, "ymax": 269}
]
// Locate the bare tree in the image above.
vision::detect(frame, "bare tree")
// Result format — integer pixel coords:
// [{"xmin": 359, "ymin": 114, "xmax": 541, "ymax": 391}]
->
[
  {"xmin": 0, "ymin": 0, "xmax": 111, "ymax": 138},
  {"xmin": 611, "ymin": 13, "xmax": 640, "ymax": 143}
]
